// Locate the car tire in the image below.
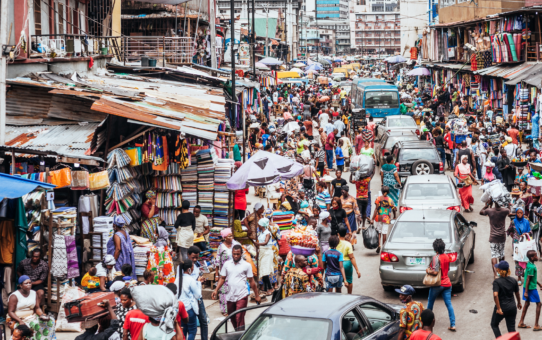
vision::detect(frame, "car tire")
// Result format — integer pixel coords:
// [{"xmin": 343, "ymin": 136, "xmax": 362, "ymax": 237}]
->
[
  {"xmin": 411, "ymin": 160, "xmax": 434, "ymax": 176},
  {"xmin": 382, "ymin": 285, "xmax": 395, "ymax": 292},
  {"xmin": 453, "ymin": 265, "xmax": 466, "ymax": 293}
]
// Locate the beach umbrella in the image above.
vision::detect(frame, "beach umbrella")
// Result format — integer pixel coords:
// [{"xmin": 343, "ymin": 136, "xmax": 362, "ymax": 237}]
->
[
  {"xmin": 334, "ymin": 58, "xmax": 343, "ymax": 62},
  {"xmin": 290, "ymin": 67, "xmax": 304, "ymax": 74},
  {"xmin": 259, "ymin": 57, "xmax": 283, "ymax": 65},
  {"xmin": 305, "ymin": 63, "xmax": 322, "ymax": 72},
  {"xmin": 406, "ymin": 67, "xmax": 430, "ymax": 76},
  {"xmin": 255, "ymin": 62, "xmax": 270, "ymax": 70},
  {"xmin": 226, "ymin": 151, "xmax": 303, "ymax": 189}
]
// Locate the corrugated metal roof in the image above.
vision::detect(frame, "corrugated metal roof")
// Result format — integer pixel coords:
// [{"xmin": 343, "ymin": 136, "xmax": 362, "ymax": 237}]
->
[
  {"xmin": 505, "ymin": 63, "xmax": 542, "ymax": 86},
  {"xmin": 4, "ymin": 123, "xmax": 103, "ymax": 161},
  {"xmin": 426, "ymin": 63, "xmax": 471, "ymax": 72},
  {"xmin": 473, "ymin": 63, "xmax": 536, "ymax": 79}
]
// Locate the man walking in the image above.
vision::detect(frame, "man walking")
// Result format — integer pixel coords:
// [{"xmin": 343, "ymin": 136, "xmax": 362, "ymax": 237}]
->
[
  {"xmin": 325, "ymin": 128, "xmax": 338, "ymax": 170},
  {"xmin": 517, "ymin": 250, "xmax": 542, "ymax": 330},
  {"xmin": 396, "ymin": 285, "xmax": 424, "ymax": 340},
  {"xmin": 212, "ymin": 245, "xmax": 260, "ymax": 331},
  {"xmin": 409, "ymin": 310, "xmax": 442, "ymax": 340},
  {"xmin": 480, "ymin": 199, "xmax": 510, "ymax": 279}
]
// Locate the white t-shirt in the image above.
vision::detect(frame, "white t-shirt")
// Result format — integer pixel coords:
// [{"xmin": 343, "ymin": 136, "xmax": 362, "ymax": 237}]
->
[
  {"xmin": 194, "ymin": 215, "xmax": 209, "ymax": 234},
  {"xmin": 219, "ymin": 260, "xmax": 253, "ymax": 302},
  {"xmin": 320, "ymin": 113, "xmax": 330, "ymax": 127},
  {"xmin": 257, "ymin": 229, "xmax": 272, "ymax": 248},
  {"xmin": 273, "ymin": 92, "xmax": 279, "ymax": 103}
]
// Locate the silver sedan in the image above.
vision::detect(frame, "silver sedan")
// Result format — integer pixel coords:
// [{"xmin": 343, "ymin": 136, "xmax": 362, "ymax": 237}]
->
[
  {"xmin": 398, "ymin": 174, "xmax": 463, "ymax": 213},
  {"xmin": 379, "ymin": 210, "xmax": 476, "ymax": 292}
]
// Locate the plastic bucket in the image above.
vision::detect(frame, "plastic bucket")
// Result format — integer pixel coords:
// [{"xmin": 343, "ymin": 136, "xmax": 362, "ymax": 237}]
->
[
  {"xmin": 148, "ymin": 58, "xmax": 157, "ymax": 67},
  {"xmin": 141, "ymin": 56, "xmax": 149, "ymax": 67}
]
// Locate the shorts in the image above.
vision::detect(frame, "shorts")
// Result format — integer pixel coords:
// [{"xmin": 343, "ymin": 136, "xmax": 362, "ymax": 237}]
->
[
  {"xmin": 357, "ymin": 199, "xmax": 369, "ymax": 217},
  {"xmin": 337, "ymin": 164, "xmax": 344, "ymax": 172},
  {"xmin": 343, "ymin": 260, "xmax": 353, "ymax": 284},
  {"xmin": 523, "ymin": 288, "xmax": 541, "ymax": 303},
  {"xmin": 374, "ymin": 221, "xmax": 390, "ymax": 234},
  {"xmin": 490, "ymin": 242, "xmax": 505, "ymax": 259},
  {"xmin": 325, "ymin": 275, "xmax": 344, "ymax": 289}
]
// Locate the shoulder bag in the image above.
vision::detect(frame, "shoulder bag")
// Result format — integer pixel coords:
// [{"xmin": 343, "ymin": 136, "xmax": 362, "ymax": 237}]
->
[{"xmin": 423, "ymin": 254, "xmax": 441, "ymax": 287}]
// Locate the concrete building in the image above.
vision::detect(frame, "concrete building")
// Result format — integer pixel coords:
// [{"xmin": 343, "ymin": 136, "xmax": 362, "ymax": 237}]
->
[
  {"xmin": 316, "ymin": 0, "xmax": 349, "ymax": 20},
  {"xmin": 353, "ymin": 10, "xmax": 400, "ymax": 55},
  {"xmin": 400, "ymin": 0, "xmax": 428, "ymax": 57},
  {"xmin": 438, "ymin": 0, "xmax": 524, "ymax": 24}
]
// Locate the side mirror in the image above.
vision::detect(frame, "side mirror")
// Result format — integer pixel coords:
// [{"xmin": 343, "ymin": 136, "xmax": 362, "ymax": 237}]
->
[
  {"xmin": 456, "ymin": 183, "xmax": 464, "ymax": 188},
  {"xmin": 469, "ymin": 221, "xmax": 478, "ymax": 228}
]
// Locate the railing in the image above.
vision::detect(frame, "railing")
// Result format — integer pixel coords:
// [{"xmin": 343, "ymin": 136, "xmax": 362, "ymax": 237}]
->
[
  {"xmin": 122, "ymin": 36, "xmax": 194, "ymax": 65},
  {"xmin": 30, "ymin": 34, "xmax": 123, "ymax": 59}
]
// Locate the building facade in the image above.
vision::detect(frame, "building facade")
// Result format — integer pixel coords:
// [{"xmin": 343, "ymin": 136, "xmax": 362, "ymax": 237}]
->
[
  {"xmin": 400, "ymin": 0, "xmax": 428, "ymax": 57},
  {"xmin": 353, "ymin": 11, "xmax": 400, "ymax": 55},
  {"xmin": 316, "ymin": 0, "xmax": 349, "ymax": 19}
]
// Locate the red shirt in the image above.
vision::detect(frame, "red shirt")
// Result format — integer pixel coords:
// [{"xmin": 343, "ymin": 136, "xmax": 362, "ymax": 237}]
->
[
  {"xmin": 123, "ymin": 309, "xmax": 150, "ymax": 340},
  {"xmin": 325, "ymin": 132, "xmax": 335, "ymax": 150},
  {"xmin": 508, "ymin": 128, "xmax": 519, "ymax": 145},
  {"xmin": 176, "ymin": 301, "xmax": 190, "ymax": 339},
  {"xmin": 234, "ymin": 189, "xmax": 249, "ymax": 210},
  {"xmin": 302, "ymin": 266, "xmax": 323, "ymax": 286},
  {"xmin": 141, "ymin": 201, "xmax": 158, "ymax": 220},
  {"xmin": 409, "ymin": 330, "xmax": 442, "ymax": 340},
  {"xmin": 304, "ymin": 121, "xmax": 314, "ymax": 136},
  {"xmin": 444, "ymin": 132, "xmax": 454, "ymax": 150},
  {"xmin": 438, "ymin": 254, "xmax": 452, "ymax": 287}
]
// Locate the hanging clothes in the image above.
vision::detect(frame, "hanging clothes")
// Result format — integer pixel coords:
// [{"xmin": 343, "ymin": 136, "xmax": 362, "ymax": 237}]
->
[
  {"xmin": 65, "ymin": 235, "xmax": 79, "ymax": 279},
  {"xmin": 50, "ymin": 234, "xmax": 67, "ymax": 278},
  {"xmin": 0, "ymin": 220, "xmax": 15, "ymax": 264}
]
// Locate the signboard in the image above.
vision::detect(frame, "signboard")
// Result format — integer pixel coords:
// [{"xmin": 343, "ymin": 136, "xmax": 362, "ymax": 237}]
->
[
  {"xmin": 46, "ymin": 191, "xmax": 54, "ymax": 201},
  {"xmin": 239, "ymin": 43, "xmax": 250, "ymax": 65}
]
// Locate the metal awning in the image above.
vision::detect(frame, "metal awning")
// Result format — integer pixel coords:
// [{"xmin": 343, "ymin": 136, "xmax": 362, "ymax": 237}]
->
[
  {"xmin": 473, "ymin": 63, "xmax": 536, "ymax": 79},
  {"xmin": 505, "ymin": 63, "xmax": 542, "ymax": 87},
  {"xmin": 425, "ymin": 63, "xmax": 471, "ymax": 72}
]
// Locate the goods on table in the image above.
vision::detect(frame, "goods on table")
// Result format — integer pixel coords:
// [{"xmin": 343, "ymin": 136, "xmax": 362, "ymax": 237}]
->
[
  {"xmin": 273, "ymin": 211, "xmax": 295, "ymax": 230},
  {"xmin": 286, "ymin": 228, "xmax": 318, "ymax": 248}
]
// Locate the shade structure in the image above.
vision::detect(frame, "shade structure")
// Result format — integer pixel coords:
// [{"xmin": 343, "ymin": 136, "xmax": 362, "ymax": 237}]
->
[
  {"xmin": 305, "ymin": 63, "xmax": 322, "ymax": 72},
  {"xmin": 334, "ymin": 58, "xmax": 343, "ymax": 62},
  {"xmin": 293, "ymin": 62, "xmax": 306, "ymax": 67},
  {"xmin": 282, "ymin": 121, "xmax": 301, "ymax": 134},
  {"xmin": 255, "ymin": 62, "xmax": 270, "ymax": 70},
  {"xmin": 406, "ymin": 67, "xmax": 430, "ymax": 76},
  {"xmin": 226, "ymin": 151, "xmax": 304, "ymax": 190},
  {"xmin": 315, "ymin": 58, "xmax": 331, "ymax": 65},
  {"xmin": 385, "ymin": 55, "xmax": 407, "ymax": 63},
  {"xmin": 259, "ymin": 57, "xmax": 283, "ymax": 65},
  {"xmin": 0, "ymin": 173, "xmax": 56, "ymax": 201},
  {"xmin": 290, "ymin": 67, "xmax": 304, "ymax": 74}
]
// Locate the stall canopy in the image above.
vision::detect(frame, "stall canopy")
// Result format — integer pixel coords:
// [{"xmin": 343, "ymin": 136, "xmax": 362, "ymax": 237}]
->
[
  {"xmin": 259, "ymin": 57, "xmax": 283, "ymax": 66},
  {"xmin": 277, "ymin": 71, "xmax": 300, "ymax": 79},
  {"xmin": 0, "ymin": 173, "xmax": 56, "ymax": 201},
  {"xmin": 406, "ymin": 68, "xmax": 430, "ymax": 76},
  {"xmin": 226, "ymin": 151, "xmax": 303, "ymax": 190}
]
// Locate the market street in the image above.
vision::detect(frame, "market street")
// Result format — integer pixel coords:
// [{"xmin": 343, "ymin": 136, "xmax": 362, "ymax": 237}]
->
[{"xmin": 197, "ymin": 167, "xmax": 542, "ymax": 340}]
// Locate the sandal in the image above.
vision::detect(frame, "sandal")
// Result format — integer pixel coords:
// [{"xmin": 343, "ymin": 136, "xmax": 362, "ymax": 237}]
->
[
  {"xmin": 534, "ymin": 327, "xmax": 542, "ymax": 331},
  {"xmin": 518, "ymin": 323, "xmax": 531, "ymax": 329},
  {"xmin": 448, "ymin": 327, "xmax": 456, "ymax": 332},
  {"xmin": 376, "ymin": 246, "xmax": 381, "ymax": 254}
]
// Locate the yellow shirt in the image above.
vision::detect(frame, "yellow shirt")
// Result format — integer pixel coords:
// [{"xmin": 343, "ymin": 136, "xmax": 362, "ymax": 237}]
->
[
  {"xmin": 340, "ymin": 90, "xmax": 347, "ymax": 99},
  {"xmin": 337, "ymin": 240, "xmax": 353, "ymax": 260},
  {"xmin": 81, "ymin": 273, "xmax": 100, "ymax": 289}
]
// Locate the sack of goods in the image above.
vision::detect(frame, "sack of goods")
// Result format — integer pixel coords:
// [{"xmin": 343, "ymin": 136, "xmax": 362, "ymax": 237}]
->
[
  {"xmin": 479, "ymin": 180, "xmax": 512, "ymax": 206},
  {"xmin": 362, "ymin": 225, "xmax": 379, "ymax": 249},
  {"xmin": 131, "ymin": 285, "xmax": 178, "ymax": 333},
  {"xmin": 352, "ymin": 155, "xmax": 375, "ymax": 181}
]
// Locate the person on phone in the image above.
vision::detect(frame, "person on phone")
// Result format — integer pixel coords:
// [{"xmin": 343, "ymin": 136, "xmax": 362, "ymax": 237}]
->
[{"xmin": 426, "ymin": 238, "xmax": 456, "ymax": 332}]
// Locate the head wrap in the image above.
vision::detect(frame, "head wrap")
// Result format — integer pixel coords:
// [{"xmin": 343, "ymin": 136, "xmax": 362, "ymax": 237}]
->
[
  {"xmin": 110, "ymin": 281, "xmax": 125, "ymax": 292},
  {"xmin": 264, "ymin": 208, "xmax": 274, "ymax": 219},
  {"xmin": 254, "ymin": 202, "xmax": 264, "ymax": 211},
  {"xmin": 258, "ymin": 218, "xmax": 270, "ymax": 228},
  {"xmin": 319, "ymin": 211, "xmax": 330, "ymax": 220},
  {"xmin": 113, "ymin": 216, "xmax": 126, "ymax": 227},
  {"xmin": 146, "ymin": 190, "xmax": 156, "ymax": 199},
  {"xmin": 461, "ymin": 155, "xmax": 468, "ymax": 162},
  {"xmin": 220, "ymin": 228, "xmax": 232, "ymax": 238},
  {"xmin": 514, "ymin": 207, "xmax": 531, "ymax": 235},
  {"xmin": 154, "ymin": 226, "xmax": 169, "ymax": 248},
  {"xmin": 234, "ymin": 161, "xmax": 243, "ymax": 169},
  {"xmin": 300, "ymin": 201, "xmax": 309, "ymax": 209},
  {"xmin": 18, "ymin": 275, "xmax": 30, "ymax": 285},
  {"xmin": 103, "ymin": 254, "xmax": 116, "ymax": 266}
]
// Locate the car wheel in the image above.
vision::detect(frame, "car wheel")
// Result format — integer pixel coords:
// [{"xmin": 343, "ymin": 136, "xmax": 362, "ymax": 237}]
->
[
  {"xmin": 411, "ymin": 160, "xmax": 434, "ymax": 175},
  {"xmin": 382, "ymin": 285, "xmax": 395, "ymax": 292},
  {"xmin": 453, "ymin": 265, "xmax": 466, "ymax": 293}
]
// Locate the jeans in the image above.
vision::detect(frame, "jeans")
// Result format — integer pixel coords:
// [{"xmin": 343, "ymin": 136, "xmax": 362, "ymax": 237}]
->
[
  {"xmin": 197, "ymin": 299, "xmax": 209, "ymax": 340},
  {"xmin": 182, "ymin": 308, "xmax": 198, "ymax": 340},
  {"xmin": 437, "ymin": 147, "xmax": 445, "ymax": 169},
  {"xmin": 427, "ymin": 286, "xmax": 455, "ymax": 327},
  {"xmin": 490, "ymin": 307, "xmax": 516, "ymax": 338},
  {"xmin": 326, "ymin": 149, "xmax": 334, "ymax": 169}
]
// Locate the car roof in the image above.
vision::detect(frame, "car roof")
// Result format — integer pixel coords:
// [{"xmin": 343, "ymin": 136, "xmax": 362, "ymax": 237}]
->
[
  {"xmin": 263, "ymin": 293, "xmax": 370, "ymax": 319},
  {"xmin": 397, "ymin": 140, "xmax": 435, "ymax": 148},
  {"xmin": 386, "ymin": 115, "xmax": 415, "ymax": 120},
  {"xmin": 398, "ymin": 209, "xmax": 454, "ymax": 222},
  {"xmin": 405, "ymin": 174, "xmax": 451, "ymax": 184},
  {"xmin": 385, "ymin": 130, "xmax": 418, "ymax": 137}
]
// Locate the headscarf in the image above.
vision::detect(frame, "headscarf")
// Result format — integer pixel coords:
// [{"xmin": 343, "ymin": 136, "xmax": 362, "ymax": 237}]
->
[
  {"xmin": 103, "ymin": 254, "xmax": 116, "ymax": 266},
  {"xmin": 110, "ymin": 281, "xmax": 125, "ymax": 292},
  {"xmin": 154, "ymin": 226, "xmax": 169, "ymax": 248},
  {"xmin": 264, "ymin": 208, "xmax": 274, "ymax": 219},
  {"xmin": 254, "ymin": 202, "xmax": 264, "ymax": 211},
  {"xmin": 18, "ymin": 275, "xmax": 30, "ymax": 285},
  {"xmin": 220, "ymin": 228, "xmax": 232, "ymax": 238},
  {"xmin": 146, "ymin": 190, "xmax": 156, "ymax": 199},
  {"xmin": 513, "ymin": 207, "xmax": 531, "ymax": 235},
  {"xmin": 258, "ymin": 218, "xmax": 270, "ymax": 228},
  {"xmin": 113, "ymin": 216, "xmax": 126, "ymax": 227},
  {"xmin": 461, "ymin": 155, "xmax": 468, "ymax": 162},
  {"xmin": 234, "ymin": 161, "xmax": 243, "ymax": 169}
]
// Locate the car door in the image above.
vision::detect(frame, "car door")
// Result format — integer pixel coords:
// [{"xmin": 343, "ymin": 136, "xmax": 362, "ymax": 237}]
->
[
  {"xmin": 357, "ymin": 302, "xmax": 400, "ymax": 340},
  {"xmin": 210, "ymin": 303, "xmax": 273, "ymax": 340},
  {"xmin": 454, "ymin": 214, "xmax": 473, "ymax": 265},
  {"xmin": 341, "ymin": 308, "xmax": 372, "ymax": 340}
]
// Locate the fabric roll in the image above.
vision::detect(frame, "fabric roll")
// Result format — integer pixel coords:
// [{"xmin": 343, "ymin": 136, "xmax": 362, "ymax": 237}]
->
[
  {"xmin": 65, "ymin": 235, "xmax": 79, "ymax": 279},
  {"xmin": 51, "ymin": 234, "xmax": 68, "ymax": 278}
]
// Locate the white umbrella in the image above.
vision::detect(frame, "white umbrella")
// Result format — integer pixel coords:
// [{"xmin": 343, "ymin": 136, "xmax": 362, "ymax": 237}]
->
[
  {"xmin": 290, "ymin": 67, "xmax": 304, "ymax": 74},
  {"xmin": 293, "ymin": 62, "xmax": 306, "ymax": 67},
  {"xmin": 282, "ymin": 121, "xmax": 301, "ymax": 134},
  {"xmin": 259, "ymin": 57, "xmax": 283, "ymax": 66}
]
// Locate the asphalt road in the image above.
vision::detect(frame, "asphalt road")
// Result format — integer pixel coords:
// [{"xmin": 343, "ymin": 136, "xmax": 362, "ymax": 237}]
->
[{"xmin": 203, "ymin": 167, "xmax": 542, "ymax": 340}]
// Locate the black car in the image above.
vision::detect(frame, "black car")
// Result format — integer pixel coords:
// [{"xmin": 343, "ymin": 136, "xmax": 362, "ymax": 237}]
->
[{"xmin": 391, "ymin": 140, "xmax": 443, "ymax": 179}]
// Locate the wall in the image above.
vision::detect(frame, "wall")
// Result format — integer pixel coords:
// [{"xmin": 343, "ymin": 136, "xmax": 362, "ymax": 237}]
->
[
  {"xmin": 525, "ymin": 0, "xmax": 542, "ymax": 6},
  {"xmin": 438, "ymin": 0, "xmax": 524, "ymax": 24},
  {"xmin": 400, "ymin": 0, "xmax": 427, "ymax": 57}
]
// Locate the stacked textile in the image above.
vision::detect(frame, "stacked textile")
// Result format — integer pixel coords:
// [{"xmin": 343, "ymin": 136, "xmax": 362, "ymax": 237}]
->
[
  {"xmin": 92, "ymin": 216, "xmax": 114, "ymax": 261},
  {"xmin": 208, "ymin": 228, "xmax": 223, "ymax": 251},
  {"xmin": 158, "ymin": 209, "xmax": 182, "ymax": 225},
  {"xmin": 198, "ymin": 191, "xmax": 214, "ymax": 215},
  {"xmin": 214, "ymin": 192, "xmax": 230, "ymax": 217},
  {"xmin": 181, "ymin": 162, "xmax": 198, "ymax": 208},
  {"xmin": 196, "ymin": 150, "xmax": 215, "ymax": 191},
  {"xmin": 156, "ymin": 193, "xmax": 183, "ymax": 208},
  {"xmin": 133, "ymin": 246, "xmax": 151, "ymax": 276},
  {"xmin": 215, "ymin": 160, "xmax": 234, "ymax": 192},
  {"xmin": 273, "ymin": 211, "xmax": 295, "ymax": 230}
]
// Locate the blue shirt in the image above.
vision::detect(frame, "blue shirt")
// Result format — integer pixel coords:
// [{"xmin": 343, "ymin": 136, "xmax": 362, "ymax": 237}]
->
[
  {"xmin": 177, "ymin": 274, "xmax": 202, "ymax": 314},
  {"xmin": 323, "ymin": 249, "xmax": 343, "ymax": 276},
  {"xmin": 335, "ymin": 148, "xmax": 345, "ymax": 166},
  {"xmin": 532, "ymin": 113, "xmax": 540, "ymax": 139}
]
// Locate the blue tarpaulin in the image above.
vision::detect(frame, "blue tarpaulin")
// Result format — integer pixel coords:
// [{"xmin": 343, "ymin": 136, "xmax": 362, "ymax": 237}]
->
[{"xmin": 0, "ymin": 173, "xmax": 56, "ymax": 201}]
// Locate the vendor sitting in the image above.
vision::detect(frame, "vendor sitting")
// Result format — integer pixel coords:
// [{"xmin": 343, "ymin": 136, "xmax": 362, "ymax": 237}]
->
[
  {"xmin": 7, "ymin": 276, "xmax": 55, "ymax": 340},
  {"xmin": 17, "ymin": 249, "xmax": 48, "ymax": 307},
  {"xmin": 96, "ymin": 255, "xmax": 117, "ymax": 291},
  {"xmin": 81, "ymin": 267, "xmax": 100, "ymax": 293},
  {"xmin": 141, "ymin": 190, "xmax": 158, "ymax": 221}
]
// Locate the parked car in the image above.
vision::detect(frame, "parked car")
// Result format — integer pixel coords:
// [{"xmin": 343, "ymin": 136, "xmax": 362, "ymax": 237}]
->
[
  {"xmin": 211, "ymin": 293, "xmax": 403, "ymax": 340},
  {"xmin": 374, "ymin": 130, "xmax": 419, "ymax": 167},
  {"xmin": 380, "ymin": 210, "xmax": 476, "ymax": 293},
  {"xmin": 398, "ymin": 174, "xmax": 463, "ymax": 213},
  {"xmin": 391, "ymin": 140, "xmax": 443, "ymax": 179},
  {"xmin": 376, "ymin": 115, "xmax": 419, "ymax": 139}
]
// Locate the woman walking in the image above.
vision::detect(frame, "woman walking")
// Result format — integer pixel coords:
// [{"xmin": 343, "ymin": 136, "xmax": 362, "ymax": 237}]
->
[
  {"xmin": 107, "ymin": 216, "xmax": 136, "ymax": 280},
  {"xmin": 426, "ymin": 238, "xmax": 456, "ymax": 331},
  {"xmin": 255, "ymin": 218, "xmax": 274, "ymax": 296},
  {"xmin": 316, "ymin": 211, "xmax": 333, "ymax": 252},
  {"xmin": 381, "ymin": 155, "xmax": 401, "ymax": 206},
  {"xmin": 329, "ymin": 197, "xmax": 350, "ymax": 235},
  {"xmin": 454, "ymin": 155, "xmax": 477, "ymax": 212},
  {"xmin": 340, "ymin": 186, "xmax": 360, "ymax": 235},
  {"xmin": 506, "ymin": 207, "xmax": 532, "ymax": 285},
  {"xmin": 174, "ymin": 200, "xmax": 196, "ymax": 261},
  {"xmin": 263, "ymin": 209, "xmax": 281, "ymax": 290}
]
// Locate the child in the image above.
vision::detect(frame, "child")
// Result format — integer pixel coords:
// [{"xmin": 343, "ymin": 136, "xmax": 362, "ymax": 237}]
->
[
  {"xmin": 518, "ymin": 250, "xmax": 542, "ymax": 330},
  {"xmin": 322, "ymin": 235, "xmax": 347, "ymax": 293},
  {"xmin": 81, "ymin": 267, "xmax": 100, "ymax": 292}
]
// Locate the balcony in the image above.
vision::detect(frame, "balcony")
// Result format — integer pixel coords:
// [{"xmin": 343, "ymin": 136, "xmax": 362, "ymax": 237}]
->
[{"xmin": 30, "ymin": 34, "xmax": 116, "ymax": 59}]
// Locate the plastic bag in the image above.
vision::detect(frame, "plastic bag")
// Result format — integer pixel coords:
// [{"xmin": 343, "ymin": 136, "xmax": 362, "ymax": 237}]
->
[
  {"xmin": 131, "ymin": 285, "xmax": 177, "ymax": 334},
  {"xmin": 55, "ymin": 286, "xmax": 85, "ymax": 332},
  {"xmin": 353, "ymin": 155, "xmax": 375, "ymax": 181},
  {"xmin": 513, "ymin": 234, "xmax": 537, "ymax": 262},
  {"xmin": 89, "ymin": 171, "xmax": 110, "ymax": 191},
  {"xmin": 350, "ymin": 155, "xmax": 361, "ymax": 171},
  {"xmin": 363, "ymin": 224, "xmax": 379, "ymax": 250}
]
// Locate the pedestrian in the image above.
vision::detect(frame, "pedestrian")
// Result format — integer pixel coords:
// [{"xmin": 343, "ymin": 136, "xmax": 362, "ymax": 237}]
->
[
  {"xmin": 351, "ymin": 171, "xmax": 372, "ymax": 232},
  {"xmin": 409, "ymin": 310, "xmax": 442, "ymax": 340},
  {"xmin": 426, "ymin": 238, "xmax": 456, "ymax": 331},
  {"xmin": 497, "ymin": 149, "xmax": 516, "ymax": 193},
  {"xmin": 335, "ymin": 139, "xmax": 346, "ymax": 172},
  {"xmin": 315, "ymin": 181, "xmax": 332, "ymax": 212},
  {"xmin": 174, "ymin": 200, "xmax": 196, "ymax": 261},
  {"xmin": 178, "ymin": 260, "xmax": 202, "ymax": 340},
  {"xmin": 314, "ymin": 144, "xmax": 326, "ymax": 177},
  {"xmin": 322, "ymin": 235, "xmax": 347, "ymax": 293},
  {"xmin": 380, "ymin": 155, "xmax": 401, "ymax": 206},
  {"xmin": 213, "ymin": 228, "xmax": 241, "ymax": 316},
  {"xmin": 491, "ymin": 261, "xmax": 522, "ymax": 337},
  {"xmin": 433, "ymin": 128, "xmax": 446, "ymax": 167},
  {"xmin": 479, "ymin": 199, "xmax": 510, "ymax": 279},
  {"xmin": 396, "ymin": 285, "xmax": 424, "ymax": 340},
  {"xmin": 454, "ymin": 155, "xmax": 477, "ymax": 212},
  {"xmin": 340, "ymin": 186, "xmax": 360, "ymax": 235},
  {"xmin": 282, "ymin": 251, "xmax": 323, "ymax": 297},
  {"xmin": 337, "ymin": 227, "xmax": 361, "ymax": 294},
  {"xmin": 107, "ymin": 216, "xmax": 137, "ymax": 280},
  {"xmin": 212, "ymin": 244, "xmax": 261, "ymax": 331},
  {"xmin": 325, "ymin": 128, "xmax": 338, "ymax": 170},
  {"xmin": 506, "ymin": 207, "xmax": 531, "ymax": 285},
  {"xmin": 370, "ymin": 186, "xmax": 397, "ymax": 253},
  {"xmin": 255, "ymin": 218, "xmax": 275, "ymax": 296},
  {"xmin": 517, "ymin": 250, "xmax": 542, "ymax": 331},
  {"xmin": 331, "ymin": 170, "xmax": 347, "ymax": 198}
]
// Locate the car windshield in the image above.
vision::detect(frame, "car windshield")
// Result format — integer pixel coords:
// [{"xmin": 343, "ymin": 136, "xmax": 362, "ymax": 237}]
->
[
  {"xmin": 385, "ymin": 135, "xmax": 419, "ymax": 148},
  {"xmin": 388, "ymin": 118, "xmax": 417, "ymax": 128},
  {"xmin": 406, "ymin": 183, "xmax": 454, "ymax": 199},
  {"xmin": 399, "ymin": 149, "xmax": 439, "ymax": 162},
  {"xmin": 365, "ymin": 91, "xmax": 399, "ymax": 108},
  {"xmin": 240, "ymin": 315, "xmax": 332, "ymax": 340},
  {"xmin": 389, "ymin": 222, "xmax": 451, "ymax": 243}
]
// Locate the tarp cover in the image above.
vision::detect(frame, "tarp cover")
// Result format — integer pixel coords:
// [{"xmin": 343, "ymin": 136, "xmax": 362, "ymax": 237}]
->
[{"xmin": 0, "ymin": 173, "xmax": 56, "ymax": 201}]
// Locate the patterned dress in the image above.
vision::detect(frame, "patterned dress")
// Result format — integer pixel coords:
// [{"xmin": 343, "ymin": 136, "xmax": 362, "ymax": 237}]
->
[
  {"xmin": 146, "ymin": 246, "xmax": 176, "ymax": 285},
  {"xmin": 282, "ymin": 251, "xmax": 323, "ymax": 287},
  {"xmin": 116, "ymin": 304, "xmax": 136, "ymax": 338},
  {"xmin": 106, "ymin": 230, "xmax": 137, "ymax": 280},
  {"xmin": 258, "ymin": 224, "xmax": 281, "ymax": 285},
  {"xmin": 381, "ymin": 164, "xmax": 400, "ymax": 205}
]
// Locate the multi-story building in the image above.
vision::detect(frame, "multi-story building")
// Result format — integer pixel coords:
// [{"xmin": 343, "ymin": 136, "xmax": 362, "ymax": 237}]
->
[
  {"xmin": 316, "ymin": 0, "xmax": 349, "ymax": 20},
  {"xmin": 353, "ymin": 11, "xmax": 400, "ymax": 55},
  {"xmin": 400, "ymin": 0, "xmax": 428, "ymax": 57}
]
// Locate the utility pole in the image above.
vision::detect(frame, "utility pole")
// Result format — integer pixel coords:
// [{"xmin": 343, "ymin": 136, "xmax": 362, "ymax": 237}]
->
[
  {"xmin": 210, "ymin": 0, "xmax": 217, "ymax": 68},
  {"xmin": 251, "ymin": 0, "xmax": 255, "ymax": 78},
  {"xmin": 0, "ymin": 0, "xmax": 8, "ymax": 145},
  {"xmin": 263, "ymin": 5, "xmax": 269, "ymax": 57}
]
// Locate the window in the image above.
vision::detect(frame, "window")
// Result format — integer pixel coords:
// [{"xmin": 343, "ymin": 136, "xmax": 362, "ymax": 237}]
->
[
  {"xmin": 389, "ymin": 222, "xmax": 451, "ymax": 243},
  {"xmin": 58, "ymin": 3, "xmax": 64, "ymax": 34},
  {"xmin": 454, "ymin": 215, "xmax": 467, "ymax": 236},
  {"xmin": 364, "ymin": 91, "xmax": 399, "ymax": 108},
  {"xmin": 399, "ymin": 148, "xmax": 439, "ymax": 162},
  {"xmin": 358, "ymin": 303, "xmax": 394, "ymax": 334},
  {"xmin": 241, "ymin": 315, "xmax": 332, "ymax": 340},
  {"xmin": 406, "ymin": 183, "xmax": 454, "ymax": 200},
  {"xmin": 34, "ymin": 0, "xmax": 42, "ymax": 35},
  {"xmin": 341, "ymin": 309, "xmax": 371, "ymax": 340}
]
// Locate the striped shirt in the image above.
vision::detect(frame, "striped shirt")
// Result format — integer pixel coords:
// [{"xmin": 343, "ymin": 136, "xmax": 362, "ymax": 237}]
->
[{"xmin": 316, "ymin": 190, "xmax": 331, "ymax": 211}]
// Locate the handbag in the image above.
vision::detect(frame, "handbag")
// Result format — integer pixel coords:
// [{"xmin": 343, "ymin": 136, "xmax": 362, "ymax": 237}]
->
[
  {"xmin": 89, "ymin": 170, "xmax": 110, "ymax": 191},
  {"xmin": 513, "ymin": 234, "xmax": 537, "ymax": 262},
  {"xmin": 423, "ymin": 255, "xmax": 442, "ymax": 287}
]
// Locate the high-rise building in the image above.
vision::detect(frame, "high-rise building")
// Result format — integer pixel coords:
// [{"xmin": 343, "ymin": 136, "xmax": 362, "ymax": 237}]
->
[
  {"xmin": 352, "ymin": 0, "xmax": 400, "ymax": 55},
  {"xmin": 316, "ymin": 0, "xmax": 349, "ymax": 20}
]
